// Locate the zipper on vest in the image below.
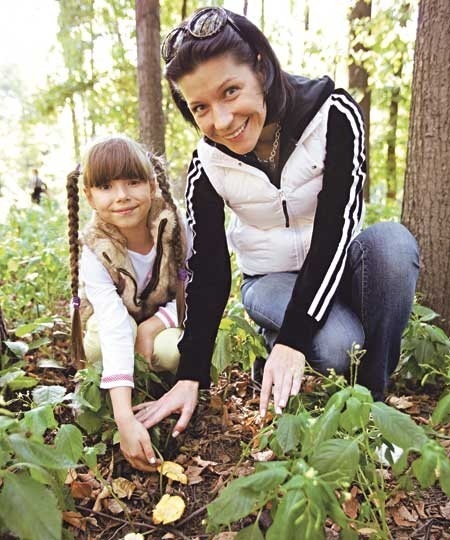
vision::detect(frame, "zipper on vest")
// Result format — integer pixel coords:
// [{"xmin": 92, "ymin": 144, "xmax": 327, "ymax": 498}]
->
[{"xmin": 279, "ymin": 189, "xmax": 290, "ymax": 228}]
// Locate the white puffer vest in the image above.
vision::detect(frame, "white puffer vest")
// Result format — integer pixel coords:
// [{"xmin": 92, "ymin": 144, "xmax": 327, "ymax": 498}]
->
[{"xmin": 197, "ymin": 96, "xmax": 333, "ymax": 276}]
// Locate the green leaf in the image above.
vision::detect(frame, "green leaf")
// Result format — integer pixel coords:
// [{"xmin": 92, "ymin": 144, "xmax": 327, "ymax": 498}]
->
[
  {"xmin": 37, "ymin": 358, "xmax": 65, "ymax": 369},
  {"xmin": 0, "ymin": 369, "xmax": 36, "ymax": 391},
  {"xmin": 411, "ymin": 447, "xmax": 437, "ymax": 488},
  {"xmin": 3, "ymin": 341, "xmax": 29, "ymax": 358},
  {"xmin": 54, "ymin": 424, "xmax": 83, "ymax": 462},
  {"xmin": 266, "ymin": 489, "xmax": 306, "ymax": 540},
  {"xmin": 236, "ymin": 522, "xmax": 265, "ymax": 540},
  {"xmin": 8, "ymin": 433, "xmax": 77, "ymax": 470},
  {"xmin": 339, "ymin": 397, "xmax": 371, "ymax": 432},
  {"xmin": 371, "ymin": 402, "xmax": 428, "ymax": 450},
  {"xmin": 22, "ymin": 404, "xmax": 58, "ymax": 438},
  {"xmin": 413, "ymin": 304, "xmax": 438, "ymax": 322},
  {"xmin": 28, "ymin": 337, "xmax": 52, "ymax": 350},
  {"xmin": 304, "ymin": 404, "xmax": 340, "ymax": 456},
  {"xmin": 76, "ymin": 409, "xmax": 103, "ymax": 435},
  {"xmin": 207, "ymin": 464, "xmax": 289, "ymax": 529},
  {"xmin": 275, "ymin": 414, "xmax": 305, "ymax": 453},
  {"xmin": 0, "ymin": 472, "xmax": 61, "ymax": 540},
  {"xmin": 32, "ymin": 385, "xmax": 67, "ymax": 406},
  {"xmin": 431, "ymin": 393, "xmax": 450, "ymax": 425},
  {"xmin": 310, "ymin": 439, "xmax": 360, "ymax": 483},
  {"xmin": 211, "ymin": 328, "xmax": 232, "ymax": 384}
]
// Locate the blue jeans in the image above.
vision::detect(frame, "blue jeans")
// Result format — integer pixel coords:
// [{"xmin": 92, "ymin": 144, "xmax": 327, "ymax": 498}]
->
[{"xmin": 241, "ymin": 222, "xmax": 420, "ymax": 400}]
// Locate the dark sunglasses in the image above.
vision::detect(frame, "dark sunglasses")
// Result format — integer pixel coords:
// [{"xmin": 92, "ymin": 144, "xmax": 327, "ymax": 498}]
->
[{"xmin": 161, "ymin": 7, "xmax": 244, "ymax": 64}]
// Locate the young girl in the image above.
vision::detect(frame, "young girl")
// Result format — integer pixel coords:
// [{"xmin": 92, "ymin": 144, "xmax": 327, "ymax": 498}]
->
[{"xmin": 66, "ymin": 135, "xmax": 187, "ymax": 471}]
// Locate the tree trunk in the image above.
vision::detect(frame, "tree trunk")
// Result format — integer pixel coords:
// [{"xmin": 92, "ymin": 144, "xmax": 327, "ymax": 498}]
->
[
  {"xmin": 260, "ymin": 0, "xmax": 265, "ymax": 33},
  {"xmin": 181, "ymin": 0, "xmax": 187, "ymax": 20},
  {"xmin": 348, "ymin": 0, "xmax": 372, "ymax": 202},
  {"xmin": 386, "ymin": 85, "xmax": 401, "ymax": 200},
  {"xmin": 69, "ymin": 96, "xmax": 81, "ymax": 162},
  {"xmin": 136, "ymin": 0, "xmax": 165, "ymax": 155},
  {"xmin": 402, "ymin": 0, "xmax": 450, "ymax": 333},
  {"xmin": 0, "ymin": 305, "xmax": 8, "ymax": 354},
  {"xmin": 243, "ymin": 0, "xmax": 248, "ymax": 16}
]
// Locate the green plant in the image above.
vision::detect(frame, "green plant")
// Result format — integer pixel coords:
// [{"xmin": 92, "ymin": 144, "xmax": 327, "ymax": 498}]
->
[
  {"xmin": 399, "ymin": 303, "xmax": 450, "ymax": 385},
  {"xmin": 0, "ymin": 404, "xmax": 101, "ymax": 540},
  {"xmin": 207, "ymin": 369, "xmax": 450, "ymax": 539}
]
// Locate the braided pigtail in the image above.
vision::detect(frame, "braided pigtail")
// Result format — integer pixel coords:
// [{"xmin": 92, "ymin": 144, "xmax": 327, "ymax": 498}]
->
[
  {"xmin": 149, "ymin": 154, "xmax": 186, "ymax": 326},
  {"xmin": 66, "ymin": 166, "xmax": 86, "ymax": 368}
]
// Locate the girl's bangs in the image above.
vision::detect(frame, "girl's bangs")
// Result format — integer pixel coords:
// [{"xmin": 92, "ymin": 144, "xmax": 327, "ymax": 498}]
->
[{"xmin": 86, "ymin": 138, "xmax": 152, "ymax": 188}]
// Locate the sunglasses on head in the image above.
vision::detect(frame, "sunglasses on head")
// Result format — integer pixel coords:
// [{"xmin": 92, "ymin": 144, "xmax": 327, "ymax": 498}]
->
[{"xmin": 161, "ymin": 7, "xmax": 244, "ymax": 64}]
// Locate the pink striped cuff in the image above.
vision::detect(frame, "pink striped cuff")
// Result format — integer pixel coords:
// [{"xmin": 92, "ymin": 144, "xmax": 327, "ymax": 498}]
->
[
  {"xmin": 157, "ymin": 306, "xmax": 176, "ymax": 328},
  {"xmin": 100, "ymin": 373, "xmax": 134, "ymax": 389}
]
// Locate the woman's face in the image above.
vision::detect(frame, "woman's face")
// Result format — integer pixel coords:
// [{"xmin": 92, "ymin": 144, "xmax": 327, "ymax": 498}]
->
[{"xmin": 177, "ymin": 53, "xmax": 266, "ymax": 154}]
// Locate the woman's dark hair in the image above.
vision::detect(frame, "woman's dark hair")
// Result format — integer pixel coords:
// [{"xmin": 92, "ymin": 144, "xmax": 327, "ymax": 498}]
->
[{"xmin": 164, "ymin": 8, "xmax": 293, "ymax": 126}]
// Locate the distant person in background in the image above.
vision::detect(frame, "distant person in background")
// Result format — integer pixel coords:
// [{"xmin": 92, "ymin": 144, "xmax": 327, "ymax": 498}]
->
[{"xmin": 29, "ymin": 168, "xmax": 47, "ymax": 204}]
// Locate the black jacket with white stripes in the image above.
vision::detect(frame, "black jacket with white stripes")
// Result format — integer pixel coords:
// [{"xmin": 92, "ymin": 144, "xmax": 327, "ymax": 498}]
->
[{"xmin": 176, "ymin": 75, "xmax": 366, "ymax": 388}]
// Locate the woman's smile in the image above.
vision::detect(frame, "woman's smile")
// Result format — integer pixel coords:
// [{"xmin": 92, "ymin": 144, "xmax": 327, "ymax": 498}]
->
[{"xmin": 177, "ymin": 53, "xmax": 267, "ymax": 155}]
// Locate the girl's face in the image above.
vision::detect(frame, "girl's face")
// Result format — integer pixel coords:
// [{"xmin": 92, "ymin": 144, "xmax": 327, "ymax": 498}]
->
[
  {"xmin": 85, "ymin": 178, "xmax": 153, "ymax": 234},
  {"xmin": 177, "ymin": 53, "xmax": 266, "ymax": 154}
]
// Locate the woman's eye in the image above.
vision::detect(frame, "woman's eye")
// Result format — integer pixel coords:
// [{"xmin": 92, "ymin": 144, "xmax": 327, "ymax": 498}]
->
[
  {"xmin": 192, "ymin": 104, "xmax": 206, "ymax": 115},
  {"xmin": 225, "ymin": 86, "xmax": 239, "ymax": 97},
  {"xmin": 129, "ymin": 179, "xmax": 141, "ymax": 186},
  {"xmin": 99, "ymin": 184, "xmax": 111, "ymax": 190}
]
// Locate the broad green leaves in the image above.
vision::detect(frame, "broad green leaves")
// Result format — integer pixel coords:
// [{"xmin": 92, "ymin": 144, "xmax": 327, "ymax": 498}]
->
[
  {"xmin": 0, "ymin": 473, "xmax": 61, "ymax": 540},
  {"xmin": 207, "ymin": 463, "xmax": 289, "ymax": 529}
]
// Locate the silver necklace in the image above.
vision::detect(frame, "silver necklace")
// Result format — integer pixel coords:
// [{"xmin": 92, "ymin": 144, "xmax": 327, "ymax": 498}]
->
[{"xmin": 255, "ymin": 123, "xmax": 281, "ymax": 170}]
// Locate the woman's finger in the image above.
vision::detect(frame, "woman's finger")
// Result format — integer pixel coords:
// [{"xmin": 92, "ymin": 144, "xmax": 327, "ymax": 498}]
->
[
  {"xmin": 260, "ymin": 368, "xmax": 273, "ymax": 417},
  {"xmin": 291, "ymin": 367, "xmax": 303, "ymax": 396},
  {"xmin": 273, "ymin": 369, "xmax": 284, "ymax": 414},
  {"xmin": 278, "ymin": 370, "xmax": 292, "ymax": 410}
]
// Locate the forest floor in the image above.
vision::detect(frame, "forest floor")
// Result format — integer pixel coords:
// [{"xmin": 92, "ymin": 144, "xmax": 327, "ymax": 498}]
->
[{"xmin": 24, "ymin": 344, "xmax": 450, "ymax": 540}]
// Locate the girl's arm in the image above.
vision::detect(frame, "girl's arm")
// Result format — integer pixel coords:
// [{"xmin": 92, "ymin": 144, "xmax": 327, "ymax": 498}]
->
[{"xmin": 109, "ymin": 387, "xmax": 158, "ymax": 470}]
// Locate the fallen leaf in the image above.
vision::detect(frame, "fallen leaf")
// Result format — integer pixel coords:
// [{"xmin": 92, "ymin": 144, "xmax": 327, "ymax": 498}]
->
[
  {"xmin": 251, "ymin": 449, "xmax": 275, "ymax": 462},
  {"xmin": 65, "ymin": 468, "xmax": 78, "ymax": 485},
  {"xmin": 441, "ymin": 501, "xmax": 450, "ymax": 519},
  {"xmin": 161, "ymin": 534, "xmax": 176, "ymax": 539},
  {"xmin": 106, "ymin": 498, "xmax": 124, "ymax": 514},
  {"xmin": 386, "ymin": 490, "xmax": 407, "ymax": 507},
  {"xmin": 158, "ymin": 461, "xmax": 188, "ymax": 484},
  {"xmin": 357, "ymin": 527, "xmax": 379, "ymax": 535},
  {"xmin": 62, "ymin": 511, "xmax": 97, "ymax": 531},
  {"xmin": 185, "ymin": 465, "xmax": 204, "ymax": 485},
  {"xmin": 152, "ymin": 494, "xmax": 185, "ymax": 525},
  {"xmin": 391, "ymin": 504, "xmax": 417, "ymax": 527},
  {"xmin": 112, "ymin": 477, "xmax": 136, "ymax": 499},
  {"xmin": 210, "ymin": 394, "xmax": 223, "ymax": 412},
  {"xmin": 71, "ymin": 481, "xmax": 93, "ymax": 499},
  {"xmin": 121, "ymin": 534, "xmax": 145, "ymax": 540},
  {"xmin": 93, "ymin": 485, "xmax": 111, "ymax": 512},
  {"xmin": 212, "ymin": 533, "xmax": 237, "ymax": 539},
  {"xmin": 387, "ymin": 396, "xmax": 415, "ymax": 410},
  {"xmin": 192, "ymin": 456, "xmax": 218, "ymax": 468}
]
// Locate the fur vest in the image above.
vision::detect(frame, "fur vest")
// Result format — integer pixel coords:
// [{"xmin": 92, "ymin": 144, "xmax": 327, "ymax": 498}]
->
[{"xmin": 80, "ymin": 196, "xmax": 185, "ymax": 325}]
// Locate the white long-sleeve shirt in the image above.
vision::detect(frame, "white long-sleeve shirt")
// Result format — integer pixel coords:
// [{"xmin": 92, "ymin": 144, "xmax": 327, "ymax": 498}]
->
[{"xmin": 80, "ymin": 245, "xmax": 178, "ymax": 389}]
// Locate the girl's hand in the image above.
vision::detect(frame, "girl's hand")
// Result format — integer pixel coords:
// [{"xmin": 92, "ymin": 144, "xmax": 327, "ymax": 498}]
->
[
  {"xmin": 116, "ymin": 416, "xmax": 159, "ymax": 471},
  {"xmin": 259, "ymin": 344, "xmax": 305, "ymax": 417},
  {"xmin": 135, "ymin": 316, "xmax": 165, "ymax": 367},
  {"xmin": 133, "ymin": 380, "xmax": 199, "ymax": 436}
]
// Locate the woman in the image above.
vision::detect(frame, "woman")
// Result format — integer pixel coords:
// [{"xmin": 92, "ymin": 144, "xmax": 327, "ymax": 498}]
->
[{"xmin": 136, "ymin": 7, "xmax": 419, "ymax": 435}]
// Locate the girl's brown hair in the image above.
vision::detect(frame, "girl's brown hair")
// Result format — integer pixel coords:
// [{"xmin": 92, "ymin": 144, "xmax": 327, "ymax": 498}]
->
[{"xmin": 66, "ymin": 135, "xmax": 185, "ymax": 368}]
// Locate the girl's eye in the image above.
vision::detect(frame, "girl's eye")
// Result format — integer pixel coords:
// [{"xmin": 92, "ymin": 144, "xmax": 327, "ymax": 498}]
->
[
  {"xmin": 129, "ymin": 179, "xmax": 141, "ymax": 186},
  {"xmin": 99, "ymin": 183, "xmax": 111, "ymax": 190}
]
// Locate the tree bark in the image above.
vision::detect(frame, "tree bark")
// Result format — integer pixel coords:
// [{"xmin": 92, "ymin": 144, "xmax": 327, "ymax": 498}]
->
[
  {"xmin": 243, "ymin": 0, "xmax": 248, "ymax": 16},
  {"xmin": 136, "ymin": 0, "xmax": 165, "ymax": 155},
  {"xmin": 386, "ymin": 84, "xmax": 401, "ymax": 200},
  {"xmin": 348, "ymin": 0, "xmax": 372, "ymax": 202},
  {"xmin": 402, "ymin": 0, "xmax": 450, "ymax": 333},
  {"xmin": 0, "ymin": 305, "xmax": 8, "ymax": 354}
]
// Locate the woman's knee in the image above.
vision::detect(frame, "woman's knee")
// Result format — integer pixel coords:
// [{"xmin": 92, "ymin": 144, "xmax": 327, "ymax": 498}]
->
[{"xmin": 310, "ymin": 323, "xmax": 364, "ymax": 376}]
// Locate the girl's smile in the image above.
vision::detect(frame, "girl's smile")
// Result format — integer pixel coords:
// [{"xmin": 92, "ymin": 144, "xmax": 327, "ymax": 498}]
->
[{"xmin": 85, "ymin": 178, "xmax": 154, "ymax": 248}]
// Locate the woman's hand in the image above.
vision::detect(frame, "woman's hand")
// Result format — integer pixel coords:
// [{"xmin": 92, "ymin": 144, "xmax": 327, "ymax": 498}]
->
[
  {"xmin": 116, "ymin": 416, "xmax": 159, "ymax": 471},
  {"xmin": 134, "ymin": 380, "xmax": 199, "ymax": 437},
  {"xmin": 260, "ymin": 344, "xmax": 305, "ymax": 417}
]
